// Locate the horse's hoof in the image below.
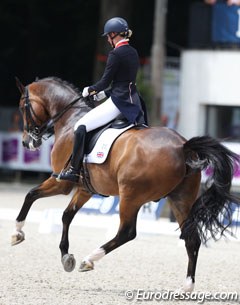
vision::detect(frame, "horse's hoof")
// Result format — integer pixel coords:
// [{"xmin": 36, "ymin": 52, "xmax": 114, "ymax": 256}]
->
[
  {"xmin": 11, "ymin": 231, "xmax": 25, "ymax": 246},
  {"xmin": 61, "ymin": 254, "xmax": 76, "ymax": 272},
  {"xmin": 175, "ymin": 281, "xmax": 195, "ymax": 293},
  {"xmin": 79, "ymin": 260, "xmax": 94, "ymax": 272}
]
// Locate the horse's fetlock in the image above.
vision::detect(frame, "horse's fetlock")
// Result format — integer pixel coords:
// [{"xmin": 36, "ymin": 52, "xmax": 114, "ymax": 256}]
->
[{"xmin": 128, "ymin": 229, "xmax": 137, "ymax": 241}]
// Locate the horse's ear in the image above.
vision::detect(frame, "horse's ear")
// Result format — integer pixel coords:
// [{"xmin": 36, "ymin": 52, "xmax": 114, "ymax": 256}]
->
[{"xmin": 15, "ymin": 77, "xmax": 25, "ymax": 94}]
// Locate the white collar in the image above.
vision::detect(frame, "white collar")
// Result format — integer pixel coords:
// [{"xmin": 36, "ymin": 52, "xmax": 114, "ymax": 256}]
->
[{"xmin": 115, "ymin": 38, "xmax": 129, "ymax": 48}]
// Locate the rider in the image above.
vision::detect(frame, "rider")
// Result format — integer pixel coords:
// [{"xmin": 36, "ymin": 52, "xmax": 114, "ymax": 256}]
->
[{"xmin": 58, "ymin": 17, "xmax": 147, "ymax": 183}]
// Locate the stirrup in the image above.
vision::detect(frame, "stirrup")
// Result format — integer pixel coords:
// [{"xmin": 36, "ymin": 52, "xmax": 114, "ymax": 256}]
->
[{"xmin": 57, "ymin": 166, "xmax": 80, "ymax": 183}]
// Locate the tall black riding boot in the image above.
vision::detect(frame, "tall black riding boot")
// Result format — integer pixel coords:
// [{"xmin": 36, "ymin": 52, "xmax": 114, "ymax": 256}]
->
[{"xmin": 58, "ymin": 125, "xmax": 87, "ymax": 182}]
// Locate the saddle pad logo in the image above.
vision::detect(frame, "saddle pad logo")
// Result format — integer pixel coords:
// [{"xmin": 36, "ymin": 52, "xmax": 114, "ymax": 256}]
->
[
  {"xmin": 86, "ymin": 125, "xmax": 134, "ymax": 164},
  {"xmin": 97, "ymin": 151, "xmax": 104, "ymax": 158}
]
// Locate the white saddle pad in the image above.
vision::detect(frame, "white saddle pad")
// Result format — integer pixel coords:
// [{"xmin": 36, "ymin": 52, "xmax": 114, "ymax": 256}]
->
[{"xmin": 84, "ymin": 124, "xmax": 134, "ymax": 164}]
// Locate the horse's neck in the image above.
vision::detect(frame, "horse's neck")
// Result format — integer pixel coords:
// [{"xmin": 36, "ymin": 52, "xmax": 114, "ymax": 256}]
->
[
  {"xmin": 49, "ymin": 95, "xmax": 90, "ymax": 133},
  {"xmin": 36, "ymin": 80, "xmax": 91, "ymax": 132}
]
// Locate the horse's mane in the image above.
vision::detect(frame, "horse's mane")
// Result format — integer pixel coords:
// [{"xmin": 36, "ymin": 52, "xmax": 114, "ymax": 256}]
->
[
  {"xmin": 37, "ymin": 76, "xmax": 95, "ymax": 110},
  {"xmin": 40, "ymin": 76, "xmax": 82, "ymax": 96}
]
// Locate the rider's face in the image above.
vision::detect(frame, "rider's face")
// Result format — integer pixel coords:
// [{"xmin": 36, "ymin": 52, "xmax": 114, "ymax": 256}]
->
[
  {"xmin": 107, "ymin": 35, "xmax": 111, "ymax": 44},
  {"xmin": 107, "ymin": 34, "xmax": 113, "ymax": 45},
  {"xmin": 107, "ymin": 33, "xmax": 118, "ymax": 46}
]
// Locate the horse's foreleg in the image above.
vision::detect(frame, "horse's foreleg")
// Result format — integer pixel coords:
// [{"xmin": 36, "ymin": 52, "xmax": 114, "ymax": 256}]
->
[
  {"xmin": 11, "ymin": 177, "xmax": 73, "ymax": 246},
  {"xmin": 60, "ymin": 189, "xmax": 91, "ymax": 272},
  {"xmin": 79, "ymin": 202, "xmax": 139, "ymax": 272},
  {"xmin": 60, "ymin": 208, "xmax": 79, "ymax": 273}
]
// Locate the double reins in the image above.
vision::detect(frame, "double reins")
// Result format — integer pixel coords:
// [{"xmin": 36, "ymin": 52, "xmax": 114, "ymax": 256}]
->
[{"xmin": 22, "ymin": 86, "xmax": 82, "ymax": 141}]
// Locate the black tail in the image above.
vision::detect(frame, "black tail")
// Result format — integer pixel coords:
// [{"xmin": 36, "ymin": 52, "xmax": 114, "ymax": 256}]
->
[{"xmin": 180, "ymin": 136, "xmax": 240, "ymax": 243}]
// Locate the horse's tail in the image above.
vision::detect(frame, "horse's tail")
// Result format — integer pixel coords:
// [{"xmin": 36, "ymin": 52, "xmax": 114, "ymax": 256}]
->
[{"xmin": 180, "ymin": 135, "xmax": 240, "ymax": 243}]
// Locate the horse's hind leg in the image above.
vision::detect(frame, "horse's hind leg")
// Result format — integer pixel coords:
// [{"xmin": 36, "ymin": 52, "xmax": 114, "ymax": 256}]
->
[
  {"xmin": 60, "ymin": 188, "xmax": 91, "ymax": 272},
  {"xmin": 168, "ymin": 171, "xmax": 201, "ymax": 292},
  {"xmin": 11, "ymin": 176, "xmax": 73, "ymax": 246},
  {"xmin": 79, "ymin": 198, "xmax": 140, "ymax": 272}
]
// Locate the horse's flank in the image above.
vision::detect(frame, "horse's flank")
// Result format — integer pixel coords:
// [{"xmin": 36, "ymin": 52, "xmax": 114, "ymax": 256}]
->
[{"xmin": 89, "ymin": 127, "xmax": 187, "ymax": 200}]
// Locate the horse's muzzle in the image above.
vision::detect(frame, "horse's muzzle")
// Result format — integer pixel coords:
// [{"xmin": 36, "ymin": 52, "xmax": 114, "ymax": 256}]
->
[{"xmin": 22, "ymin": 135, "xmax": 42, "ymax": 151}]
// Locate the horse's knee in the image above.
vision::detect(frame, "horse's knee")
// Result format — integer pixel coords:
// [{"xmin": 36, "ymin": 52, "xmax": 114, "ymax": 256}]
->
[
  {"xmin": 62, "ymin": 211, "xmax": 69, "ymax": 223},
  {"xmin": 62, "ymin": 209, "xmax": 77, "ymax": 224},
  {"xmin": 25, "ymin": 188, "xmax": 40, "ymax": 202}
]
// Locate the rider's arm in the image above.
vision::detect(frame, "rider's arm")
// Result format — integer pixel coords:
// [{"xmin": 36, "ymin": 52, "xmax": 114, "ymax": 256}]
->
[{"xmin": 88, "ymin": 51, "xmax": 119, "ymax": 94}]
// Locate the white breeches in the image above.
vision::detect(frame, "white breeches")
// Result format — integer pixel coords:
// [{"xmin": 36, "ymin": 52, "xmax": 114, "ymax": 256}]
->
[{"xmin": 74, "ymin": 97, "xmax": 121, "ymax": 132}]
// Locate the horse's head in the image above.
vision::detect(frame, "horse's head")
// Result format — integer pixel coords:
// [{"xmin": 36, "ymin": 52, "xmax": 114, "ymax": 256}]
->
[
  {"xmin": 16, "ymin": 77, "xmax": 51, "ymax": 151},
  {"xmin": 16, "ymin": 76, "xmax": 94, "ymax": 151}
]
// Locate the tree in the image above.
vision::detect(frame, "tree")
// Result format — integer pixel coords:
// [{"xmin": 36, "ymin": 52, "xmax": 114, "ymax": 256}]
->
[
  {"xmin": 150, "ymin": 0, "xmax": 168, "ymax": 125},
  {"xmin": 93, "ymin": 0, "xmax": 133, "ymax": 81}
]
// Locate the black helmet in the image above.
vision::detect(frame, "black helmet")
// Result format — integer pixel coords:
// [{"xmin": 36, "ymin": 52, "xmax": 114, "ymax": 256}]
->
[{"xmin": 102, "ymin": 17, "xmax": 129, "ymax": 36}]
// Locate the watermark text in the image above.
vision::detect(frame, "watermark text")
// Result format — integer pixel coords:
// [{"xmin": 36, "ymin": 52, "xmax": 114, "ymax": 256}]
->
[{"xmin": 124, "ymin": 289, "xmax": 239, "ymax": 303}]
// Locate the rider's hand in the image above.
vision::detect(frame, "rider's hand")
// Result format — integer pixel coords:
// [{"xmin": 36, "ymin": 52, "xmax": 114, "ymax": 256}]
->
[
  {"xmin": 93, "ymin": 91, "xmax": 107, "ymax": 102},
  {"xmin": 82, "ymin": 87, "xmax": 89, "ymax": 97}
]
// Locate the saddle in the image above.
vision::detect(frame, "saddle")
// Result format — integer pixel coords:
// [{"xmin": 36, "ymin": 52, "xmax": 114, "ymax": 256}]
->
[
  {"xmin": 80, "ymin": 116, "xmax": 147, "ymax": 194},
  {"xmin": 85, "ymin": 116, "xmax": 130, "ymax": 155},
  {"xmin": 53, "ymin": 117, "xmax": 147, "ymax": 195}
]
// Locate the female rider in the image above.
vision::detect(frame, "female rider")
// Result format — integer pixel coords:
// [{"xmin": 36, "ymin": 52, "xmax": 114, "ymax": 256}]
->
[{"xmin": 58, "ymin": 17, "xmax": 147, "ymax": 182}]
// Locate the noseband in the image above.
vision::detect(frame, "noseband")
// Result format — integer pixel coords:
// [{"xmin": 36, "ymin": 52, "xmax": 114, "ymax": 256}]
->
[
  {"xmin": 21, "ymin": 86, "xmax": 82, "ymax": 143},
  {"xmin": 21, "ymin": 86, "xmax": 51, "ymax": 143}
]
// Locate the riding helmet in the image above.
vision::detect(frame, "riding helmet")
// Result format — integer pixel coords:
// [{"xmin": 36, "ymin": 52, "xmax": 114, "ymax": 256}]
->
[{"xmin": 102, "ymin": 17, "xmax": 129, "ymax": 36}]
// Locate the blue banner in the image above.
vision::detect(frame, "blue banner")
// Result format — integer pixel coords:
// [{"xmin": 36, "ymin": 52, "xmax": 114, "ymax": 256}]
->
[
  {"xmin": 212, "ymin": 3, "xmax": 240, "ymax": 43},
  {"xmin": 80, "ymin": 195, "xmax": 166, "ymax": 219}
]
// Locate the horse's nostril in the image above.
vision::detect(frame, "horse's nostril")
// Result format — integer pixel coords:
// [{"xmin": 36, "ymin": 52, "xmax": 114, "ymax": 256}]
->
[{"xmin": 22, "ymin": 141, "xmax": 26, "ymax": 147}]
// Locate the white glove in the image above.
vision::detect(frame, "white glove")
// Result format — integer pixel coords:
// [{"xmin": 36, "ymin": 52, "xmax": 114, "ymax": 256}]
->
[
  {"xmin": 82, "ymin": 87, "xmax": 89, "ymax": 97},
  {"xmin": 93, "ymin": 91, "xmax": 107, "ymax": 102}
]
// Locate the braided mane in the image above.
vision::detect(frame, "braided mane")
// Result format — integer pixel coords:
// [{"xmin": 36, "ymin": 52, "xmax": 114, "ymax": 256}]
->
[
  {"xmin": 41, "ymin": 77, "xmax": 82, "ymax": 96},
  {"xmin": 37, "ymin": 76, "xmax": 95, "ymax": 109}
]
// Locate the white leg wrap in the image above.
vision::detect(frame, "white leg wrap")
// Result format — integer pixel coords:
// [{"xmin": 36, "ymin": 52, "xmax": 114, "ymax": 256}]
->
[
  {"xmin": 15, "ymin": 220, "xmax": 25, "ymax": 232},
  {"xmin": 84, "ymin": 247, "xmax": 106, "ymax": 263},
  {"xmin": 11, "ymin": 221, "xmax": 25, "ymax": 245},
  {"xmin": 183, "ymin": 276, "xmax": 195, "ymax": 292}
]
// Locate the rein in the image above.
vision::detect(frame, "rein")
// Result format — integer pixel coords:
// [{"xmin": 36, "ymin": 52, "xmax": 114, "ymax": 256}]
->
[{"xmin": 22, "ymin": 86, "xmax": 82, "ymax": 142}]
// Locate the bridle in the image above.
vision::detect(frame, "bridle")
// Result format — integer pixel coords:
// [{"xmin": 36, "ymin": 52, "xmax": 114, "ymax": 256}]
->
[{"xmin": 21, "ymin": 86, "xmax": 82, "ymax": 144}]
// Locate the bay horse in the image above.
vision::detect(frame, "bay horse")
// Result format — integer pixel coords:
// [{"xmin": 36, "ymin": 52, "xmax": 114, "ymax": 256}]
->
[{"xmin": 13, "ymin": 77, "xmax": 239, "ymax": 292}]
